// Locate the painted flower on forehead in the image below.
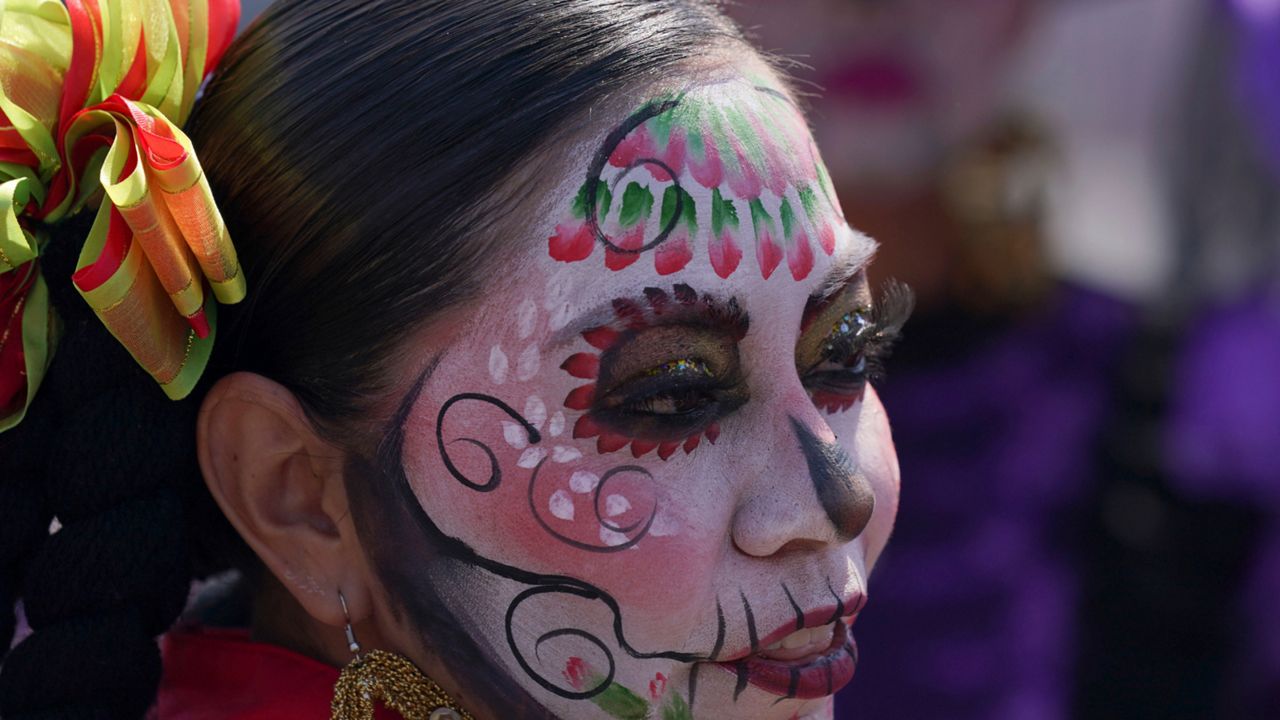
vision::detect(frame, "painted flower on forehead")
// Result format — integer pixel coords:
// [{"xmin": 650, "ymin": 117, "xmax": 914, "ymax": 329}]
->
[
  {"xmin": 0, "ymin": 0, "xmax": 244, "ymax": 432},
  {"xmin": 548, "ymin": 79, "xmax": 845, "ymax": 281}
]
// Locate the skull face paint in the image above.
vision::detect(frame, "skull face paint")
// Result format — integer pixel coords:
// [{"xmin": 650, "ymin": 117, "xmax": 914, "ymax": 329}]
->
[{"xmin": 355, "ymin": 68, "xmax": 908, "ymax": 720}]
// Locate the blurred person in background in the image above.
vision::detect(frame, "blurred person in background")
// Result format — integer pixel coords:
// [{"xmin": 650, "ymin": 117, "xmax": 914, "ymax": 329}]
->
[
  {"xmin": 726, "ymin": 2, "xmax": 1138, "ymax": 719},
  {"xmin": 1073, "ymin": 1, "xmax": 1280, "ymax": 716},
  {"xmin": 731, "ymin": 1, "xmax": 1280, "ymax": 719}
]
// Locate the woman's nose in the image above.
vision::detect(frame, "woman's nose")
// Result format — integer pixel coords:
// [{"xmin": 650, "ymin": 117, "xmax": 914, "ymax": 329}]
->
[{"xmin": 730, "ymin": 406, "xmax": 876, "ymax": 558}]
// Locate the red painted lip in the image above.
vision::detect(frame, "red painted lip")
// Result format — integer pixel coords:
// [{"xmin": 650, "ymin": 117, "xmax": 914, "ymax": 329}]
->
[
  {"xmin": 819, "ymin": 54, "xmax": 920, "ymax": 106},
  {"xmin": 714, "ymin": 619, "xmax": 858, "ymax": 700}
]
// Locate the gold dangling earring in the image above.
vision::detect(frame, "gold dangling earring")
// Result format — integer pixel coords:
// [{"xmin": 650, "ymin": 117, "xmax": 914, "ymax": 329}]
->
[{"xmin": 330, "ymin": 590, "xmax": 475, "ymax": 720}]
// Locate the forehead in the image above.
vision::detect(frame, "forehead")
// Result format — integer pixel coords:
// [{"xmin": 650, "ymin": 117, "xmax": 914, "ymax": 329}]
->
[{"xmin": 478, "ymin": 70, "xmax": 875, "ymax": 334}]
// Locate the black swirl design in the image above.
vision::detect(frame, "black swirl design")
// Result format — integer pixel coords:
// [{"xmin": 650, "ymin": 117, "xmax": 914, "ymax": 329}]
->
[
  {"xmin": 584, "ymin": 98, "xmax": 686, "ymax": 256},
  {"xmin": 411, "ymin": 386, "xmax": 703, "ymax": 699},
  {"xmin": 527, "ymin": 460, "xmax": 658, "ymax": 554},
  {"xmin": 435, "ymin": 392, "xmax": 541, "ymax": 492}
]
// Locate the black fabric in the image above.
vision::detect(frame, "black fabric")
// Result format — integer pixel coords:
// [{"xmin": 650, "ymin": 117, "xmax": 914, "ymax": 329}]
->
[
  {"xmin": 0, "ymin": 216, "xmax": 194, "ymax": 720},
  {"xmin": 0, "ymin": 612, "xmax": 162, "ymax": 718}
]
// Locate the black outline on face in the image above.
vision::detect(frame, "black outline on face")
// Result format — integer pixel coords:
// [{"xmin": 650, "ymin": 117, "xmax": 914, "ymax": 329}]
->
[
  {"xmin": 348, "ymin": 365, "xmax": 713, "ymax": 716},
  {"xmin": 347, "ymin": 364, "xmax": 875, "ymax": 717},
  {"xmin": 580, "ymin": 84, "xmax": 840, "ymax": 263},
  {"xmin": 585, "ymin": 98, "xmax": 686, "ymax": 256}
]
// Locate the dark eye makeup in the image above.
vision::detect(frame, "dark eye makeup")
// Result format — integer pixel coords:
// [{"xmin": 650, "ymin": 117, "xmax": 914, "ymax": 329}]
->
[
  {"xmin": 798, "ymin": 279, "xmax": 914, "ymax": 413},
  {"xmin": 562, "ymin": 284, "xmax": 749, "ymax": 460},
  {"xmin": 560, "ymin": 279, "xmax": 913, "ymax": 461}
]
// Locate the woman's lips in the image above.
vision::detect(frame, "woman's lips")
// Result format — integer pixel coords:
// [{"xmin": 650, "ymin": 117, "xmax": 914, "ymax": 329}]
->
[
  {"xmin": 758, "ymin": 623, "xmax": 836, "ymax": 661},
  {"xmin": 713, "ymin": 616, "xmax": 859, "ymax": 700}
]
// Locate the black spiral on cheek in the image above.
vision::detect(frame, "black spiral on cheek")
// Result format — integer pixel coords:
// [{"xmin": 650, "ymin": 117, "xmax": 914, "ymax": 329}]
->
[
  {"xmin": 510, "ymin": 585, "xmax": 618, "ymax": 700},
  {"xmin": 527, "ymin": 460, "xmax": 658, "ymax": 553},
  {"xmin": 397, "ymin": 386, "xmax": 709, "ymax": 703},
  {"xmin": 585, "ymin": 98, "xmax": 685, "ymax": 256},
  {"xmin": 436, "ymin": 392, "xmax": 541, "ymax": 492}
]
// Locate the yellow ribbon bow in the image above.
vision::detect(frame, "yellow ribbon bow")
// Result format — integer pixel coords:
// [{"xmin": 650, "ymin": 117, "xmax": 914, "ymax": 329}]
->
[{"xmin": 0, "ymin": 0, "xmax": 244, "ymax": 432}]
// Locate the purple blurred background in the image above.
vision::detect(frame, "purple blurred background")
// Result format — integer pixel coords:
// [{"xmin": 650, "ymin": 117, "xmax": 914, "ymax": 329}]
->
[{"xmin": 721, "ymin": 1, "xmax": 1280, "ymax": 719}]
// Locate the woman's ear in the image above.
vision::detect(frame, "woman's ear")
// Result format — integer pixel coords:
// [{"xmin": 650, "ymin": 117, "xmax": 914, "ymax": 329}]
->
[{"xmin": 197, "ymin": 372, "xmax": 372, "ymax": 628}]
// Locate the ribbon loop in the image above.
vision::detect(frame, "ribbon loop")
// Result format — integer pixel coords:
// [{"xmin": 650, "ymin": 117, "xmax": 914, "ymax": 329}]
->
[{"xmin": 0, "ymin": 0, "xmax": 243, "ymax": 431}]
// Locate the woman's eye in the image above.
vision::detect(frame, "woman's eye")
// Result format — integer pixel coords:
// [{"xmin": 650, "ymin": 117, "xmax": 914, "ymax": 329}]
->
[
  {"xmin": 609, "ymin": 358, "xmax": 720, "ymax": 420},
  {"xmin": 803, "ymin": 310, "xmax": 875, "ymax": 413},
  {"xmin": 590, "ymin": 356, "xmax": 747, "ymax": 442},
  {"xmin": 627, "ymin": 385, "xmax": 718, "ymax": 417}
]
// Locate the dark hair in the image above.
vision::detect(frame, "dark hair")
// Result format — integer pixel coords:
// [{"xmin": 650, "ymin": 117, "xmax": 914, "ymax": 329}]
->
[{"xmin": 0, "ymin": 0, "xmax": 745, "ymax": 716}]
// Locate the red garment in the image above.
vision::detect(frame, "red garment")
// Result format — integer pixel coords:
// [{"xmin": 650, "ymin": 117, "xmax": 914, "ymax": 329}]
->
[{"xmin": 151, "ymin": 625, "xmax": 400, "ymax": 719}]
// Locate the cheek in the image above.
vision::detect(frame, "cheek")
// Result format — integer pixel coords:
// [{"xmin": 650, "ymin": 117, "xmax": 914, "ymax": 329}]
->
[
  {"xmin": 399, "ymin": 318, "xmax": 729, "ymax": 621},
  {"xmin": 852, "ymin": 387, "xmax": 900, "ymax": 568}
]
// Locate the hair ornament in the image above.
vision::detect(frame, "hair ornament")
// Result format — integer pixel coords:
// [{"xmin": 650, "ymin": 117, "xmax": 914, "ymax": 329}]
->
[{"xmin": 0, "ymin": 0, "xmax": 243, "ymax": 432}]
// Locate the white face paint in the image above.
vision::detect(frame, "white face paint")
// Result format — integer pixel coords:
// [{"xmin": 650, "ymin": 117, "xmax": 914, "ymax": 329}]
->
[{"xmin": 388, "ymin": 65, "xmax": 905, "ymax": 720}]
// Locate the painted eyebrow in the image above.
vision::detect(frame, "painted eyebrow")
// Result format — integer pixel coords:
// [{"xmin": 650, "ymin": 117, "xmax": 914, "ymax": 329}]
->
[
  {"xmin": 550, "ymin": 228, "xmax": 875, "ymax": 346},
  {"xmin": 811, "ymin": 226, "xmax": 879, "ymax": 303},
  {"xmin": 550, "ymin": 287, "xmax": 750, "ymax": 347}
]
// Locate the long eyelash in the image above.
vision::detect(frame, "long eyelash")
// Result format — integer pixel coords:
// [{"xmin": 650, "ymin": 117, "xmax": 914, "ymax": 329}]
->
[
  {"xmin": 871, "ymin": 279, "xmax": 915, "ymax": 339},
  {"xmin": 827, "ymin": 279, "xmax": 915, "ymax": 381}
]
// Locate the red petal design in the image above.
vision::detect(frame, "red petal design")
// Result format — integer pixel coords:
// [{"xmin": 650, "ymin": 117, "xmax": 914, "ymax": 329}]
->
[
  {"xmin": 709, "ymin": 231, "xmax": 742, "ymax": 279},
  {"xmin": 573, "ymin": 414, "xmax": 602, "ymax": 439},
  {"xmin": 649, "ymin": 672, "xmax": 669, "ymax": 702},
  {"xmin": 657, "ymin": 441, "xmax": 681, "ymax": 461},
  {"xmin": 612, "ymin": 298, "xmax": 647, "ymax": 329},
  {"xmin": 598, "ymin": 433, "xmax": 629, "ymax": 453},
  {"xmin": 609, "ymin": 125, "xmax": 657, "ymax": 168},
  {"xmin": 705, "ymin": 423, "xmax": 720, "ymax": 445},
  {"xmin": 560, "ymin": 353, "xmax": 600, "ymax": 379},
  {"xmin": 818, "ymin": 223, "xmax": 837, "ymax": 256},
  {"xmin": 659, "ymin": 128, "xmax": 687, "ymax": 179},
  {"xmin": 564, "ymin": 384, "xmax": 596, "ymax": 411},
  {"xmin": 683, "ymin": 434, "xmax": 701, "ymax": 454},
  {"xmin": 726, "ymin": 142, "xmax": 764, "ymax": 201},
  {"xmin": 630, "ymin": 439, "xmax": 659, "ymax": 458},
  {"xmin": 687, "ymin": 125, "xmax": 724, "ymax": 189},
  {"xmin": 643, "ymin": 287, "xmax": 670, "ymax": 315},
  {"xmin": 582, "ymin": 326, "xmax": 621, "ymax": 350},
  {"xmin": 549, "ymin": 221, "xmax": 595, "ymax": 263},
  {"xmin": 564, "ymin": 657, "xmax": 589, "ymax": 691},
  {"xmin": 654, "ymin": 236, "xmax": 692, "ymax": 276},
  {"xmin": 605, "ymin": 226, "xmax": 645, "ymax": 271},
  {"xmin": 757, "ymin": 231, "xmax": 783, "ymax": 280},
  {"xmin": 787, "ymin": 232, "xmax": 815, "ymax": 281}
]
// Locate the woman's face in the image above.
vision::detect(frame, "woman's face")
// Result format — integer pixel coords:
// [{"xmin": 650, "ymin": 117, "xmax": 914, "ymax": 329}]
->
[
  {"xmin": 730, "ymin": 0, "xmax": 1034, "ymax": 192},
  {"xmin": 357, "ymin": 64, "xmax": 903, "ymax": 720}
]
